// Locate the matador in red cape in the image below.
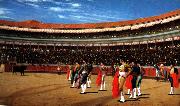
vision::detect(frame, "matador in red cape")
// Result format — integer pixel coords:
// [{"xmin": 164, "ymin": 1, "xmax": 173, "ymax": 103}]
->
[
  {"xmin": 168, "ymin": 64, "xmax": 179, "ymax": 94},
  {"xmin": 96, "ymin": 62, "xmax": 106, "ymax": 90},
  {"xmin": 112, "ymin": 59, "xmax": 132, "ymax": 102}
]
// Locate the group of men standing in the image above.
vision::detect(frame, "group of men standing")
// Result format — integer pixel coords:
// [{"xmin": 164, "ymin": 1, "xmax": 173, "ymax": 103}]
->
[
  {"xmin": 67, "ymin": 60, "xmax": 93, "ymax": 94},
  {"xmin": 65, "ymin": 59, "xmax": 179, "ymax": 103},
  {"xmin": 66, "ymin": 59, "xmax": 145, "ymax": 100},
  {"xmin": 154, "ymin": 64, "xmax": 168, "ymax": 82},
  {"xmin": 112, "ymin": 60, "xmax": 145, "ymax": 102},
  {"xmin": 154, "ymin": 63, "xmax": 179, "ymax": 94},
  {"xmin": 66, "ymin": 60, "xmax": 108, "ymax": 94}
]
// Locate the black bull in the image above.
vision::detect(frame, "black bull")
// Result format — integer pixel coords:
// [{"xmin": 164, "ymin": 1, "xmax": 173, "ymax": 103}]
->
[{"xmin": 13, "ymin": 65, "xmax": 27, "ymax": 75}]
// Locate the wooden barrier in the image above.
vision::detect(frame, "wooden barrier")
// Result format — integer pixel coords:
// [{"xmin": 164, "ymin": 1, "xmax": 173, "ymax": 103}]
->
[{"xmin": 4, "ymin": 64, "xmax": 180, "ymax": 79}]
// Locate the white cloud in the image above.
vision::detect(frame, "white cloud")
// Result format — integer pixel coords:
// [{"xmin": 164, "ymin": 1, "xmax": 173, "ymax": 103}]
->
[
  {"xmin": 16, "ymin": 0, "xmax": 53, "ymax": 8},
  {"xmin": 49, "ymin": 7, "xmax": 78, "ymax": 12},
  {"xmin": 67, "ymin": 11, "xmax": 122, "ymax": 23},
  {"xmin": 17, "ymin": 0, "xmax": 53, "ymax": 3},
  {"xmin": 53, "ymin": 2, "xmax": 81, "ymax": 8},
  {"xmin": 58, "ymin": 15, "xmax": 66, "ymax": 19},
  {"xmin": 69, "ymin": 14, "xmax": 109, "ymax": 22},
  {"xmin": 0, "ymin": 15, "xmax": 14, "ymax": 20},
  {"xmin": 71, "ymin": 3, "xmax": 81, "ymax": 7},
  {"xmin": 72, "ymin": 15, "xmax": 83, "ymax": 19},
  {"xmin": 0, "ymin": 8, "xmax": 13, "ymax": 20},
  {"xmin": 17, "ymin": 0, "xmax": 38, "ymax": 3},
  {"xmin": 53, "ymin": 1, "xmax": 62, "ymax": 5},
  {"xmin": 49, "ymin": 7, "xmax": 63, "ymax": 12},
  {"xmin": 0, "ymin": 8, "xmax": 11, "ymax": 15},
  {"xmin": 83, "ymin": 13, "xmax": 121, "ymax": 20},
  {"xmin": 0, "ymin": 9, "xmax": 5, "ymax": 15},
  {"xmin": 17, "ymin": 0, "xmax": 82, "ymax": 9},
  {"xmin": 26, "ymin": 3, "xmax": 39, "ymax": 8},
  {"xmin": 16, "ymin": 0, "xmax": 45, "ymax": 8}
]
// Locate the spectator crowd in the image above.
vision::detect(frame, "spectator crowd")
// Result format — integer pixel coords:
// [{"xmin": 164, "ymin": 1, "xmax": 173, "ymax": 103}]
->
[{"xmin": 0, "ymin": 40, "xmax": 179, "ymax": 66}]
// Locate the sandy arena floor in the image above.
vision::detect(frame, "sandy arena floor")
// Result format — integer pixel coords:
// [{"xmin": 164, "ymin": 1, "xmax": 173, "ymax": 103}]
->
[{"xmin": 0, "ymin": 72, "xmax": 180, "ymax": 106}]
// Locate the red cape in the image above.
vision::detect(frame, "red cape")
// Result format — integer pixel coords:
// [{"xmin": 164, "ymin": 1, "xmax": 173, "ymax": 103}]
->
[
  {"xmin": 96, "ymin": 67, "xmax": 102, "ymax": 86},
  {"xmin": 125, "ymin": 75, "xmax": 133, "ymax": 90},
  {"xmin": 171, "ymin": 73, "xmax": 179, "ymax": 88},
  {"xmin": 112, "ymin": 71, "xmax": 119, "ymax": 98}
]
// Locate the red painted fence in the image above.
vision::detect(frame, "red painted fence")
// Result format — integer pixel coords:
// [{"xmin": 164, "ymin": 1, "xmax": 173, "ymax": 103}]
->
[{"xmin": 4, "ymin": 64, "xmax": 180, "ymax": 79}]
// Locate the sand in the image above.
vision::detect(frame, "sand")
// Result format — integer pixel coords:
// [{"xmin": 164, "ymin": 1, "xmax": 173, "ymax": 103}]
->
[{"xmin": 0, "ymin": 72, "xmax": 180, "ymax": 106}]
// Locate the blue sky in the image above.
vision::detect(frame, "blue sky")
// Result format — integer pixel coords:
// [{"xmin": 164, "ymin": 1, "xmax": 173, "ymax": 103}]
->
[{"xmin": 0, "ymin": 0, "xmax": 180, "ymax": 24}]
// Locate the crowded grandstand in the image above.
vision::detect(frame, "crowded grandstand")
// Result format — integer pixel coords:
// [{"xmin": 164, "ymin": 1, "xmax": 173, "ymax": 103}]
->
[{"xmin": 0, "ymin": 10, "xmax": 180, "ymax": 66}]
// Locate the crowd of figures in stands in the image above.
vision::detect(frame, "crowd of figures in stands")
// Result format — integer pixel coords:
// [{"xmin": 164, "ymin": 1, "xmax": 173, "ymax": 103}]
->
[
  {"xmin": 0, "ymin": 40, "xmax": 180, "ymax": 66},
  {"xmin": 66, "ymin": 59, "xmax": 179, "ymax": 103}
]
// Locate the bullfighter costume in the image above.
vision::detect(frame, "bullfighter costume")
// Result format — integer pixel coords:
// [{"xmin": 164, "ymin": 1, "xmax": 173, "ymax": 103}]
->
[
  {"xmin": 96, "ymin": 63, "xmax": 106, "ymax": 91},
  {"xmin": 71, "ymin": 63, "xmax": 80, "ymax": 88},
  {"xmin": 168, "ymin": 65, "xmax": 179, "ymax": 94},
  {"xmin": 79, "ymin": 61, "xmax": 88, "ymax": 94},
  {"xmin": 160, "ymin": 64, "xmax": 167, "ymax": 82},
  {"xmin": 112, "ymin": 61, "xmax": 132, "ymax": 103},
  {"xmin": 154, "ymin": 64, "xmax": 160, "ymax": 81},
  {"xmin": 128, "ymin": 62, "xmax": 140, "ymax": 99},
  {"xmin": 136, "ymin": 64, "xmax": 145, "ymax": 96},
  {"xmin": 87, "ymin": 62, "xmax": 93, "ymax": 88}
]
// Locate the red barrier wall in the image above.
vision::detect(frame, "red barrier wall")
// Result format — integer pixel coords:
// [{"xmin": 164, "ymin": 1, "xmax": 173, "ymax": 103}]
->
[{"xmin": 5, "ymin": 64, "xmax": 180, "ymax": 79}]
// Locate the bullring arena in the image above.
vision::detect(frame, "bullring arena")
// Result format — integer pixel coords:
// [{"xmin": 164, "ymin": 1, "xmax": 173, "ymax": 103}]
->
[
  {"xmin": 0, "ymin": 9, "xmax": 180, "ymax": 106},
  {"xmin": 0, "ymin": 72, "xmax": 180, "ymax": 106}
]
